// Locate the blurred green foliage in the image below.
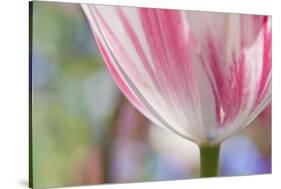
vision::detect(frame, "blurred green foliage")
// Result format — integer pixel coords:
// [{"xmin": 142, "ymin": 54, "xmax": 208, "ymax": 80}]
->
[{"xmin": 31, "ymin": 2, "xmax": 118, "ymax": 187}]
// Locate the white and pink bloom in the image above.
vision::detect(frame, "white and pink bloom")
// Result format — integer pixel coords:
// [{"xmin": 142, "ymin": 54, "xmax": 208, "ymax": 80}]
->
[{"xmin": 82, "ymin": 5, "xmax": 271, "ymax": 145}]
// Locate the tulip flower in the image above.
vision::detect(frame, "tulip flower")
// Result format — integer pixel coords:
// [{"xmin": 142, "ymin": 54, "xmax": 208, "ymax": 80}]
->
[{"xmin": 81, "ymin": 4, "xmax": 272, "ymax": 177}]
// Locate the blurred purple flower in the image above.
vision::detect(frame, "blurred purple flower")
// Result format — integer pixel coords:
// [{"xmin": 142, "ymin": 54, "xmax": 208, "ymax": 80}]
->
[{"xmin": 220, "ymin": 135, "xmax": 271, "ymax": 175}]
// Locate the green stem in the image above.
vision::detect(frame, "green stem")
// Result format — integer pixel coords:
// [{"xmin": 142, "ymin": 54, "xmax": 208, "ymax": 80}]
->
[{"xmin": 199, "ymin": 144, "xmax": 221, "ymax": 177}]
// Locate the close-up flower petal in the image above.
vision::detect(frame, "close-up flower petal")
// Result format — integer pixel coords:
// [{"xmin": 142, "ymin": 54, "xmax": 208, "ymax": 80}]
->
[{"xmin": 82, "ymin": 5, "xmax": 271, "ymax": 145}]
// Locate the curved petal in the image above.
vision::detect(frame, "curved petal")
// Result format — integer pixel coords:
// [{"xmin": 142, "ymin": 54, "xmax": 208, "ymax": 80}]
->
[
  {"xmin": 82, "ymin": 4, "xmax": 201, "ymax": 142},
  {"xmin": 185, "ymin": 12, "xmax": 271, "ymax": 142},
  {"xmin": 82, "ymin": 4, "xmax": 272, "ymax": 144}
]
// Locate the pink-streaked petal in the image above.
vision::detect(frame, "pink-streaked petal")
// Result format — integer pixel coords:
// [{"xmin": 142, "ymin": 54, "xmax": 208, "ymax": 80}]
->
[
  {"xmin": 82, "ymin": 4, "xmax": 272, "ymax": 144},
  {"xmin": 186, "ymin": 13, "xmax": 271, "ymax": 125},
  {"xmin": 82, "ymin": 4, "xmax": 199, "ymax": 142},
  {"xmin": 82, "ymin": 4, "xmax": 162, "ymax": 127}
]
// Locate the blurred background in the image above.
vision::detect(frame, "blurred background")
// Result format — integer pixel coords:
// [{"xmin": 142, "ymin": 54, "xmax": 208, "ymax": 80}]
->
[{"xmin": 30, "ymin": 2, "xmax": 271, "ymax": 188}]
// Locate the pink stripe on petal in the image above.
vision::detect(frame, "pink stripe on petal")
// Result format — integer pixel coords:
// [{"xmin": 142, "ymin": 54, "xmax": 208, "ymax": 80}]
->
[
  {"xmin": 255, "ymin": 16, "xmax": 272, "ymax": 106},
  {"xmin": 115, "ymin": 8, "xmax": 158, "ymax": 87},
  {"xmin": 139, "ymin": 9, "xmax": 197, "ymax": 107}
]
